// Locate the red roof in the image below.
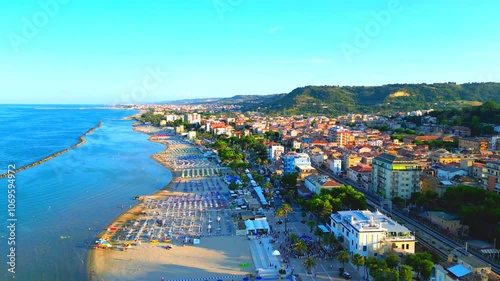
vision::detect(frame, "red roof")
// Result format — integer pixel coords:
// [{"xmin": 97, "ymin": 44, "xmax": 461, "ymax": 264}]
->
[
  {"xmin": 349, "ymin": 164, "xmax": 372, "ymax": 173},
  {"xmin": 322, "ymin": 180, "xmax": 342, "ymax": 187}
]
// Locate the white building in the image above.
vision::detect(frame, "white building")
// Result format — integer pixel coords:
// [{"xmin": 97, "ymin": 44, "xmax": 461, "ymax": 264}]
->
[
  {"xmin": 329, "ymin": 158, "xmax": 342, "ymax": 175},
  {"xmin": 184, "ymin": 113, "xmax": 201, "ymax": 124},
  {"xmin": 268, "ymin": 144, "xmax": 285, "ymax": 163},
  {"xmin": 330, "ymin": 210, "xmax": 415, "ymax": 257}
]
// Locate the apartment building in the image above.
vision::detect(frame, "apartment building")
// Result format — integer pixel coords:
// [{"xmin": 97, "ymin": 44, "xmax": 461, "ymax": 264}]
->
[{"xmin": 371, "ymin": 153, "xmax": 421, "ymax": 199}]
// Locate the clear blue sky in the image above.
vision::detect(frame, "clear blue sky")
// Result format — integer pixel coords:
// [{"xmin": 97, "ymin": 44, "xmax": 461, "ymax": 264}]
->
[{"xmin": 1, "ymin": 0, "xmax": 499, "ymax": 104}]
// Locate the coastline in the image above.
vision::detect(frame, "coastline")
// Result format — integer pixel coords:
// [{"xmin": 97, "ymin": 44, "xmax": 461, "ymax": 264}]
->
[
  {"xmin": 86, "ymin": 132, "xmax": 177, "ymax": 281},
  {"xmin": 0, "ymin": 121, "xmax": 103, "ymax": 178},
  {"xmin": 86, "ymin": 130, "xmax": 256, "ymax": 281}
]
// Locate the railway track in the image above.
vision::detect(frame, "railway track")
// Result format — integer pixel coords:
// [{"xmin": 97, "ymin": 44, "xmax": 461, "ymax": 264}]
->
[{"xmin": 314, "ymin": 165, "xmax": 500, "ymax": 274}]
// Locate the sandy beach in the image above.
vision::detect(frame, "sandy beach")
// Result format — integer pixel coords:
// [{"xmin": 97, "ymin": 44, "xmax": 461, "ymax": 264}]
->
[{"xmin": 86, "ymin": 133, "xmax": 256, "ymax": 281}]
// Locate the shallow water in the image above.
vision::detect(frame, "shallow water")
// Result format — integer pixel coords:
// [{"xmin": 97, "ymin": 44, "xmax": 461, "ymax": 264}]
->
[{"xmin": 0, "ymin": 105, "xmax": 171, "ymax": 280}]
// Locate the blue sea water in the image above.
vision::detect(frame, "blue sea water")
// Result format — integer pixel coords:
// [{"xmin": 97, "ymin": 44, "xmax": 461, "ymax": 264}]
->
[{"xmin": 0, "ymin": 105, "xmax": 172, "ymax": 281}]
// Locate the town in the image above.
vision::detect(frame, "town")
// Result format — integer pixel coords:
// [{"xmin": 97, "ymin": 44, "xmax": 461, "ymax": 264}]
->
[{"xmin": 126, "ymin": 100, "xmax": 500, "ymax": 281}]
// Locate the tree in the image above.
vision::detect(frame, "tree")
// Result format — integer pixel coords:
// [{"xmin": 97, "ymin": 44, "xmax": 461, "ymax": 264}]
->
[
  {"xmin": 385, "ymin": 254, "xmax": 399, "ymax": 270},
  {"xmin": 352, "ymin": 253, "xmax": 365, "ymax": 280},
  {"xmin": 322, "ymin": 233, "xmax": 337, "ymax": 254},
  {"xmin": 399, "ymin": 264, "xmax": 413, "ymax": 281},
  {"xmin": 365, "ymin": 256, "xmax": 378, "ymax": 278},
  {"xmin": 282, "ymin": 173, "xmax": 298, "ymax": 189},
  {"xmin": 275, "ymin": 208, "xmax": 285, "ymax": 226},
  {"xmin": 314, "ymin": 227, "xmax": 324, "ymax": 243},
  {"xmin": 303, "ymin": 257, "xmax": 317, "ymax": 274},
  {"xmin": 337, "ymin": 250, "xmax": 350, "ymax": 269},
  {"xmin": 293, "ymin": 240, "xmax": 308, "ymax": 256},
  {"xmin": 281, "ymin": 203, "xmax": 293, "ymax": 232},
  {"xmin": 419, "ymin": 259, "xmax": 434, "ymax": 280},
  {"xmin": 306, "ymin": 220, "xmax": 317, "ymax": 233},
  {"xmin": 289, "ymin": 233, "xmax": 298, "ymax": 244},
  {"xmin": 301, "ymin": 211, "xmax": 307, "ymax": 223}
]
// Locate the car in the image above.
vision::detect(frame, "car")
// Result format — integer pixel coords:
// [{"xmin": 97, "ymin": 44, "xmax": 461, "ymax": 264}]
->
[{"xmin": 339, "ymin": 270, "xmax": 352, "ymax": 279}]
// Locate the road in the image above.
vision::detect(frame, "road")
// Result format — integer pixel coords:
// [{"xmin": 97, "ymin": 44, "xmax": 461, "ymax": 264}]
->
[{"xmin": 313, "ymin": 164, "xmax": 500, "ymax": 274}]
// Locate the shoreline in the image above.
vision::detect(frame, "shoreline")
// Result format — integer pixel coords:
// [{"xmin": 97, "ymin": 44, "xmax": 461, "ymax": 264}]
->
[
  {"xmin": 86, "ymin": 132, "xmax": 177, "ymax": 281},
  {"xmin": 0, "ymin": 121, "xmax": 103, "ymax": 178},
  {"xmin": 86, "ymin": 130, "xmax": 256, "ymax": 281}
]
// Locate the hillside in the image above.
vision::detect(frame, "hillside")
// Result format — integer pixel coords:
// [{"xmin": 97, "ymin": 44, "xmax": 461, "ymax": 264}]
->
[{"xmin": 238, "ymin": 82, "xmax": 500, "ymax": 116}]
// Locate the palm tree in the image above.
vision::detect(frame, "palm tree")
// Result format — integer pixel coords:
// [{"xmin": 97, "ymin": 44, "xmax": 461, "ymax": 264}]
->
[
  {"xmin": 322, "ymin": 233, "xmax": 337, "ymax": 255},
  {"xmin": 303, "ymin": 257, "xmax": 317, "ymax": 274},
  {"xmin": 255, "ymin": 158, "xmax": 262, "ymax": 168},
  {"xmin": 306, "ymin": 220, "xmax": 317, "ymax": 233},
  {"xmin": 293, "ymin": 239, "xmax": 308, "ymax": 256},
  {"xmin": 275, "ymin": 208, "xmax": 285, "ymax": 227},
  {"xmin": 314, "ymin": 227, "xmax": 324, "ymax": 244},
  {"xmin": 337, "ymin": 250, "xmax": 350, "ymax": 270},
  {"xmin": 289, "ymin": 233, "xmax": 298, "ymax": 244},
  {"xmin": 281, "ymin": 203, "xmax": 293, "ymax": 232},
  {"xmin": 351, "ymin": 253, "xmax": 365, "ymax": 280}
]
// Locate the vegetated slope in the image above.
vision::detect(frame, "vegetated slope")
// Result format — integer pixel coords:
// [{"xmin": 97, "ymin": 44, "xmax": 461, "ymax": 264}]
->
[{"xmin": 240, "ymin": 82, "xmax": 500, "ymax": 115}]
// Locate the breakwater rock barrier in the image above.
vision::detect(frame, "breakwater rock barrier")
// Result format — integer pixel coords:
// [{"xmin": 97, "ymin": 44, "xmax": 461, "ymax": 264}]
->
[{"xmin": 0, "ymin": 121, "xmax": 102, "ymax": 178}]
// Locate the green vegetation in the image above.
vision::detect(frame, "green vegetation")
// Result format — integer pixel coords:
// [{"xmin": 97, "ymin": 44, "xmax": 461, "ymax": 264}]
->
[
  {"xmin": 442, "ymin": 185, "xmax": 500, "ymax": 240},
  {"xmin": 140, "ymin": 110, "xmax": 164, "ymax": 126},
  {"xmin": 298, "ymin": 185, "xmax": 367, "ymax": 222},
  {"xmin": 239, "ymin": 83, "xmax": 500, "ymax": 116},
  {"xmin": 429, "ymin": 101, "xmax": 500, "ymax": 136},
  {"xmin": 405, "ymin": 252, "xmax": 434, "ymax": 281}
]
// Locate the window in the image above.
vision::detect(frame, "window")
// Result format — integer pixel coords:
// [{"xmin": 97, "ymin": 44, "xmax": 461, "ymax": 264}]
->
[{"xmin": 363, "ymin": 246, "xmax": 367, "ymax": 251}]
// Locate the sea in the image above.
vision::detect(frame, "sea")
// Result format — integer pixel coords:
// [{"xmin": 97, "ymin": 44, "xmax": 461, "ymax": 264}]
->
[{"xmin": 0, "ymin": 105, "xmax": 172, "ymax": 281}]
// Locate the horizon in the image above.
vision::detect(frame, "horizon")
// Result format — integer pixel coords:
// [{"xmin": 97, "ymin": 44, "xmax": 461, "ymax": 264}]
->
[
  {"xmin": 0, "ymin": 81, "xmax": 498, "ymax": 105},
  {"xmin": 1, "ymin": 1, "xmax": 499, "ymax": 104}
]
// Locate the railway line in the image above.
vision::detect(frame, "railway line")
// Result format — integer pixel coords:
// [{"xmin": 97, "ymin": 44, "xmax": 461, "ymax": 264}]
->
[{"xmin": 313, "ymin": 165, "xmax": 500, "ymax": 274}]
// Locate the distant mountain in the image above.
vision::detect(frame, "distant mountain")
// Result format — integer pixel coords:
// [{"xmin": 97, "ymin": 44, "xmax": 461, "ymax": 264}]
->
[
  {"xmin": 159, "ymin": 82, "xmax": 500, "ymax": 116},
  {"xmin": 240, "ymin": 82, "xmax": 500, "ymax": 116},
  {"xmin": 158, "ymin": 97, "xmax": 222, "ymax": 105}
]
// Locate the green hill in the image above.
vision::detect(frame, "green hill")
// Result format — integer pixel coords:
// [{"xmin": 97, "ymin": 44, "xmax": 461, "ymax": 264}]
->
[{"xmin": 240, "ymin": 82, "xmax": 500, "ymax": 116}]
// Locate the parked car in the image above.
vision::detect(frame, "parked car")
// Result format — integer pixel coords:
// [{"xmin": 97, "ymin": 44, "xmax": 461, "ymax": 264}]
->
[{"xmin": 339, "ymin": 270, "xmax": 352, "ymax": 279}]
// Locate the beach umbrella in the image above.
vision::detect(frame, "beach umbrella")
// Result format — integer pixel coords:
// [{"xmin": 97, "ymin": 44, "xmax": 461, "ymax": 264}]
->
[{"xmin": 272, "ymin": 250, "xmax": 281, "ymax": 256}]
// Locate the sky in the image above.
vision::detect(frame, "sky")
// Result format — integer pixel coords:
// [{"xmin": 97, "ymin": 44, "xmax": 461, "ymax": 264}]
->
[{"xmin": 0, "ymin": 0, "xmax": 499, "ymax": 104}]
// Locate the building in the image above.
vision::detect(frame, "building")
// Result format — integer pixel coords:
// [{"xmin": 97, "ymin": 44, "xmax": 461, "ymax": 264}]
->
[
  {"xmin": 347, "ymin": 164, "xmax": 372, "ymax": 191},
  {"xmin": 343, "ymin": 153, "xmax": 362, "ymax": 171},
  {"xmin": 371, "ymin": 153, "xmax": 421, "ymax": 199},
  {"xmin": 267, "ymin": 143, "xmax": 285, "ymax": 163},
  {"xmin": 296, "ymin": 164, "xmax": 318, "ymax": 180},
  {"xmin": 328, "ymin": 126, "xmax": 351, "ymax": 147},
  {"xmin": 449, "ymin": 126, "xmax": 471, "ymax": 137},
  {"xmin": 459, "ymin": 137, "xmax": 490, "ymax": 153},
  {"xmin": 330, "ymin": 210, "xmax": 415, "ymax": 257},
  {"xmin": 427, "ymin": 211, "xmax": 468, "ymax": 236},
  {"xmin": 329, "ymin": 158, "xmax": 342, "ymax": 175},
  {"xmin": 429, "ymin": 150, "xmax": 466, "ymax": 164},
  {"xmin": 437, "ymin": 167, "xmax": 469, "ymax": 180},
  {"xmin": 434, "ymin": 252, "xmax": 496, "ymax": 281},
  {"xmin": 420, "ymin": 175, "xmax": 453, "ymax": 197},
  {"xmin": 184, "ymin": 113, "xmax": 201, "ymax": 124},
  {"xmin": 472, "ymin": 162, "xmax": 488, "ymax": 184},
  {"xmin": 484, "ymin": 161, "xmax": 500, "ymax": 192},
  {"xmin": 304, "ymin": 174, "xmax": 330, "ymax": 195},
  {"xmin": 282, "ymin": 152, "xmax": 311, "ymax": 175}
]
